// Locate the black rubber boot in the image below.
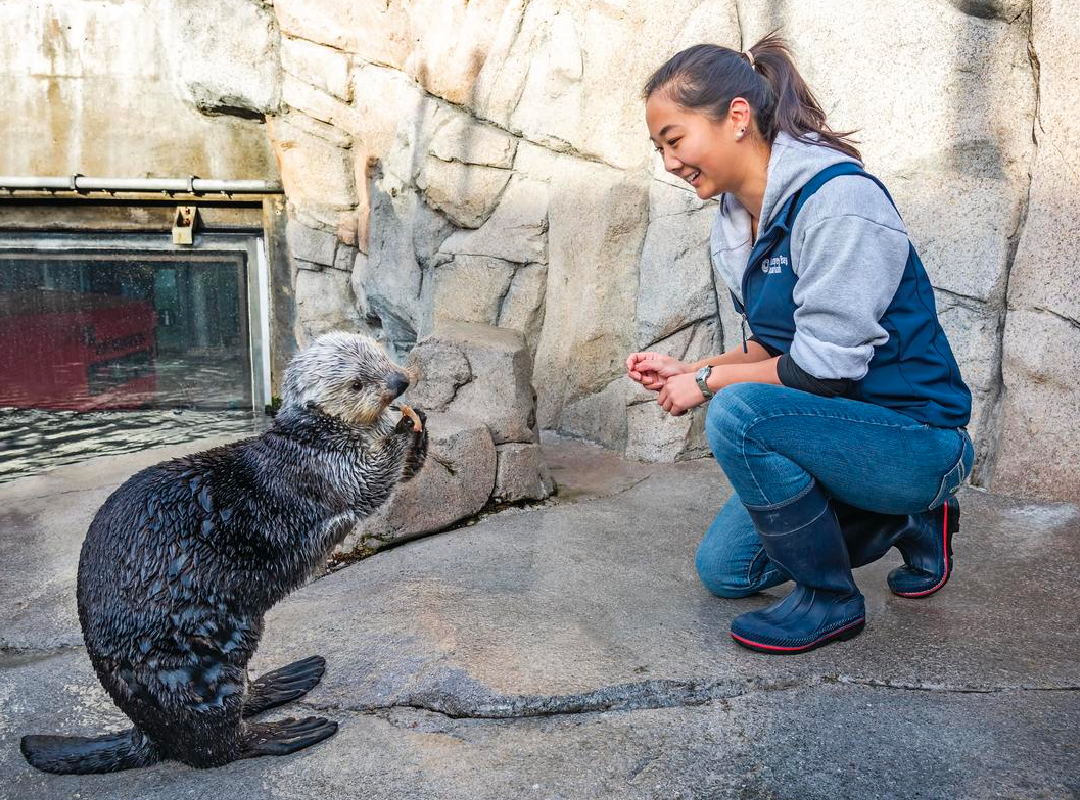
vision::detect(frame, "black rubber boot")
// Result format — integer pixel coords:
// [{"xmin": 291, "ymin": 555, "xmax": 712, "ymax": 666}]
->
[
  {"xmin": 730, "ymin": 481, "xmax": 865, "ymax": 654},
  {"xmin": 887, "ymin": 497, "xmax": 959, "ymax": 597},
  {"xmin": 834, "ymin": 499, "xmax": 959, "ymax": 597},
  {"xmin": 834, "ymin": 501, "xmax": 922, "ymax": 568}
]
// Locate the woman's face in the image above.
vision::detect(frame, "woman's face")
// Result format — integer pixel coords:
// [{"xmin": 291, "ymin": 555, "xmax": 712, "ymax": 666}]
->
[{"xmin": 646, "ymin": 92, "xmax": 742, "ymax": 200}]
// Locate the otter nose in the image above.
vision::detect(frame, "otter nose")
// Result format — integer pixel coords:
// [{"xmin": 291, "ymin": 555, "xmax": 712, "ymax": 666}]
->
[{"xmin": 388, "ymin": 373, "xmax": 410, "ymax": 398}]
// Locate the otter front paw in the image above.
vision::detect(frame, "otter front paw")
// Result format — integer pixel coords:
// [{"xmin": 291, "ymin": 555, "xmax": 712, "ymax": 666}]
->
[
  {"xmin": 394, "ymin": 405, "xmax": 426, "ymax": 435},
  {"xmin": 399, "ymin": 408, "xmax": 427, "ymax": 482}
]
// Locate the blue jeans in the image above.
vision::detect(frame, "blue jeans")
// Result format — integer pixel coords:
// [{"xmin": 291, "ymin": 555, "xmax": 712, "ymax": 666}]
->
[{"xmin": 696, "ymin": 382, "xmax": 975, "ymax": 598}]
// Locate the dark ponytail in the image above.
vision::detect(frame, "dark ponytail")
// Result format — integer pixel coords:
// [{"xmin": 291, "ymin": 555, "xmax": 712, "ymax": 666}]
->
[{"xmin": 643, "ymin": 32, "xmax": 861, "ymax": 161}]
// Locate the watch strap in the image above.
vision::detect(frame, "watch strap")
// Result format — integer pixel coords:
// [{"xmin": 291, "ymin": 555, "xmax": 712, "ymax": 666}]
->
[{"xmin": 696, "ymin": 366, "xmax": 715, "ymax": 400}]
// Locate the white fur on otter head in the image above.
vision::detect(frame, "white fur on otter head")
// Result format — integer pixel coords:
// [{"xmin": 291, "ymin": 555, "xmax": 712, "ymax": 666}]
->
[{"xmin": 282, "ymin": 331, "xmax": 414, "ymax": 427}]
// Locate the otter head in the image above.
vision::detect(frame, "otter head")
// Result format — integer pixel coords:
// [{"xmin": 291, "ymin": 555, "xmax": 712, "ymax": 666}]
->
[{"xmin": 281, "ymin": 331, "xmax": 414, "ymax": 427}]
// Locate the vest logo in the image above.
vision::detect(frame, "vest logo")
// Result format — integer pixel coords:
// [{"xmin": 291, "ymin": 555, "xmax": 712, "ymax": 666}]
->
[{"xmin": 761, "ymin": 255, "xmax": 788, "ymax": 274}]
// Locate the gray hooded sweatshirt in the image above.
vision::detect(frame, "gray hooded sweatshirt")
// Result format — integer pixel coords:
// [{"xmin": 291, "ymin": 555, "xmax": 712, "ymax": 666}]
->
[{"xmin": 710, "ymin": 132, "xmax": 910, "ymax": 381}]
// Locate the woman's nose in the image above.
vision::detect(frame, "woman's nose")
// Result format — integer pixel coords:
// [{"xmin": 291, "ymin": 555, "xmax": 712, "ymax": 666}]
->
[{"xmin": 662, "ymin": 151, "xmax": 683, "ymax": 174}]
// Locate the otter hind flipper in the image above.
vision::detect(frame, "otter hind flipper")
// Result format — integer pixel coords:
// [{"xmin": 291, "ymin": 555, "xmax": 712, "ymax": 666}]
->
[
  {"xmin": 244, "ymin": 655, "xmax": 326, "ymax": 717},
  {"xmin": 239, "ymin": 715, "xmax": 338, "ymax": 758},
  {"xmin": 21, "ymin": 728, "xmax": 160, "ymax": 775}
]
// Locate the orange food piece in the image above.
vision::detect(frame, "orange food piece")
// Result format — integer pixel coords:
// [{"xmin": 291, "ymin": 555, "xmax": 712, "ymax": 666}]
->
[{"xmin": 399, "ymin": 404, "xmax": 422, "ymax": 432}]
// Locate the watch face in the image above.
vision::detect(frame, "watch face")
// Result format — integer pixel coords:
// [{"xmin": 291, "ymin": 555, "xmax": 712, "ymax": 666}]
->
[{"xmin": 697, "ymin": 366, "xmax": 710, "ymax": 380}]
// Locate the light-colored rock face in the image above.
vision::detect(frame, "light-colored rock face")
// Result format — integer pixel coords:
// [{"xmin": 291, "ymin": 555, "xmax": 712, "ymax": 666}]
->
[
  {"xmin": 766, "ymin": 0, "xmax": 1036, "ymax": 308},
  {"xmin": 294, "ymin": 268, "xmax": 361, "ymax": 347},
  {"xmin": 263, "ymin": 0, "xmax": 754, "ymax": 466},
  {"xmin": 261, "ymin": 0, "xmax": 1078, "ymax": 494},
  {"xmin": 934, "ymin": 293, "xmax": 1001, "ymax": 465},
  {"xmin": 470, "ymin": 0, "xmax": 742, "ymax": 170},
  {"xmin": 280, "ymin": 36, "xmax": 351, "ymax": 102},
  {"xmin": 336, "ymin": 411, "xmax": 498, "ymax": 559},
  {"xmin": 0, "ymin": 0, "xmax": 278, "ymax": 177},
  {"xmin": 431, "ymin": 255, "xmax": 516, "ymax": 327},
  {"xmin": 404, "ymin": 321, "xmax": 540, "ymax": 446},
  {"xmin": 990, "ymin": 0, "xmax": 1080, "ymax": 502},
  {"xmin": 535, "ymin": 158, "xmax": 649, "ymax": 429},
  {"xmin": 12, "ymin": 0, "xmax": 1073, "ymax": 499},
  {"xmin": 493, "ymin": 442, "xmax": 556, "ymax": 502},
  {"xmin": 268, "ymin": 113, "xmax": 358, "ymax": 236},
  {"xmin": 163, "ymin": 0, "xmax": 281, "ymax": 118},
  {"xmin": 334, "ymin": 321, "xmax": 554, "ymax": 559},
  {"xmin": 995, "ymin": 310, "xmax": 1080, "ymax": 501}
]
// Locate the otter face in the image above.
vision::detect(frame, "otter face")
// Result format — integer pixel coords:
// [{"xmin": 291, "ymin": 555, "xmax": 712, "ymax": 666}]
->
[{"xmin": 282, "ymin": 332, "xmax": 414, "ymax": 427}]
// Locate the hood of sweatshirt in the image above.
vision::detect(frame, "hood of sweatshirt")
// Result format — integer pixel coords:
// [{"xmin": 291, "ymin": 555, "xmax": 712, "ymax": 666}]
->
[{"xmin": 710, "ymin": 132, "xmax": 860, "ymax": 302}]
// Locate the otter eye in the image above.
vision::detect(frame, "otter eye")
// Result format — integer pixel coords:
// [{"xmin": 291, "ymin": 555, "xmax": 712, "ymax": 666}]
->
[{"xmin": 350, "ymin": 379, "xmax": 363, "ymax": 391}]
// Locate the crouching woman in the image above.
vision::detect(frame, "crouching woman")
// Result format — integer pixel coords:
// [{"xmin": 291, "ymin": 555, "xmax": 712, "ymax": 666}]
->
[{"xmin": 628, "ymin": 34, "xmax": 974, "ymax": 654}]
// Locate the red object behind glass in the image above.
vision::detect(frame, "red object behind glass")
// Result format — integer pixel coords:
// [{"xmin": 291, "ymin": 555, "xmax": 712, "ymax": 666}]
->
[{"xmin": 0, "ymin": 290, "xmax": 157, "ymax": 410}]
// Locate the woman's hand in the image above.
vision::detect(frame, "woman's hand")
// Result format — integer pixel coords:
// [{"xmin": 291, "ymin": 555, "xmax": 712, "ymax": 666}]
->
[
  {"xmin": 658, "ymin": 372, "xmax": 708, "ymax": 416},
  {"xmin": 626, "ymin": 352, "xmax": 690, "ymax": 390}
]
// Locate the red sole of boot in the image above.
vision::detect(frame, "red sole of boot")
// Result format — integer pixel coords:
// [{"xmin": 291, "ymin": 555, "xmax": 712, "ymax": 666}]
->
[
  {"xmin": 893, "ymin": 500, "xmax": 960, "ymax": 598},
  {"xmin": 730, "ymin": 618, "xmax": 865, "ymax": 654}
]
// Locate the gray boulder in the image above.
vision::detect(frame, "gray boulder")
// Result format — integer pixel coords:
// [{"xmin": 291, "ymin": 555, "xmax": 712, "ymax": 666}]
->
[
  {"xmin": 334, "ymin": 412, "xmax": 496, "ymax": 559},
  {"xmin": 405, "ymin": 321, "xmax": 539, "ymax": 446}
]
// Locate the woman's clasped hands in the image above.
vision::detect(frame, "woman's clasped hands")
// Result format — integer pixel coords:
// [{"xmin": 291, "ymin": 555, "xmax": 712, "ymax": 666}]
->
[{"xmin": 625, "ymin": 352, "xmax": 708, "ymax": 417}]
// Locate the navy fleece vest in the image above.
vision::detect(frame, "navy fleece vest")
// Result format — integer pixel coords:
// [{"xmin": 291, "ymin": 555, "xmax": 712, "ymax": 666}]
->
[{"xmin": 731, "ymin": 162, "xmax": 972, "ymax": 429}]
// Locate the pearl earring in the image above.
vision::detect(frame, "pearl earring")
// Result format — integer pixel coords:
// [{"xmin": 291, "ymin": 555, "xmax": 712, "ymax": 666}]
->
[{"xmin": 736, "ymin": 128, "xmax": 746, "ymax": 140}]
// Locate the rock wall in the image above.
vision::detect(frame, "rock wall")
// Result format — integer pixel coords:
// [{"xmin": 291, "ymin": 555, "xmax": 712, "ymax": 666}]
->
[
  {"xmin": 991, "ymin": 0, "xmax": 1080, "ymax": 500},
  {"xmin": 0, "ymin": 0, "xmax": 279, "ymax": 179},
  {"xmin": 4, "ymin": 0, "xmax": 1077, "ymax": 502},
  {"xmin": 268, "ymin": 0, "xmax": 1079, "ymax": 501}
]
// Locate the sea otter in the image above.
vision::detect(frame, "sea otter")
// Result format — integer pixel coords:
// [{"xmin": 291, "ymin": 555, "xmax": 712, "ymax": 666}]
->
[{"xmin": 21, "ymin": 331, "xmax": 427, "ymax": 774}]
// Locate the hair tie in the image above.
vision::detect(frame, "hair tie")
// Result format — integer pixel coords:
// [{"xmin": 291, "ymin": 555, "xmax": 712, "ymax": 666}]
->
[{"xmin": 744, "ymin": 49, "xmax": 756, "ymax": 69}]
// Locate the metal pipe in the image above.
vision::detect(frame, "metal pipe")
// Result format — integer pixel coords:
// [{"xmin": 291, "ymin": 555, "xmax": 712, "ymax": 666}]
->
[{"xmin": 0, "ymin": 175, "xmax": 283, "ymax": 194}]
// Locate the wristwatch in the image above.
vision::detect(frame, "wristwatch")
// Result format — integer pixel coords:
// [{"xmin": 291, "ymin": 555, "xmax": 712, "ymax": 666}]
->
[{"xmin": 695, "ymin": 365, "xmax": 715, "ymax": 400}]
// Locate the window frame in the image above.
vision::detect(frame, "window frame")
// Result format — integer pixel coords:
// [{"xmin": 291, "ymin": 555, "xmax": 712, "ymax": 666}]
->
[{"xmin": 0, "ymin": 231, "xmax": 273, "ymax": 413}]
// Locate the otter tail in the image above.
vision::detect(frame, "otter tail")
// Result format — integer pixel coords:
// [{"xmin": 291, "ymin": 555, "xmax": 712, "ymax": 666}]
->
[{"xmin": 21, "ymin": 728, "xmax": 160, "ymax": 774}]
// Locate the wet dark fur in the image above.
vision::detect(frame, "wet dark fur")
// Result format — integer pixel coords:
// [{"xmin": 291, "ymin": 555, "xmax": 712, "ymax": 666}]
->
[{"xmin": 21, "ymin": 333, "xmax": 427, "ymax": 774}]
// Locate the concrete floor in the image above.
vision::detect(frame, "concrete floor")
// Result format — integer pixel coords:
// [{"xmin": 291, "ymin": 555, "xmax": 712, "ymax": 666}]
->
[{"xmin": 1, "ymin": 434, "xmax": 1077, "ymax": 800}]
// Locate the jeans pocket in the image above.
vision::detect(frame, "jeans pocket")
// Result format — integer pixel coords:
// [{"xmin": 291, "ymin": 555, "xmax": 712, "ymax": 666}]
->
[{"xmin": 928, "ymin": 428, "xmax": 975, "ymax": 510}]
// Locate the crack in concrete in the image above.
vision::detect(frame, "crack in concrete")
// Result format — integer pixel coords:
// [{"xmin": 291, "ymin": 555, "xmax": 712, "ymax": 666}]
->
[
  {"xmin": 551, "ymin": 471, "xmax": 655, "ymax": 505},
  {"xmin": 0, "ymin": 483, "xmax": 120, "ymax": 501},
  {"xmin": 0, "ymin": 644, "xmax": 85, "ymax": 670},
  {"xmin": 832, "ymin": 674, "xmax": 1080, "ymax": 693},
  {"xmin": 0, "ymin": 643, "xmax": 84, "ymax": 656},
  {"xmin": 294, "ymin": 677, "xmax": 776, "ymax": 720},
  {"xmin": 291, "ymin": 672, "xmax": 1080, "ymax": 723}
]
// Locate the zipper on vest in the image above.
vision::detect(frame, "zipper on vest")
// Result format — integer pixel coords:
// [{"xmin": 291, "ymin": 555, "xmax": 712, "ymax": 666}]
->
[{"xmin": 740, "ymin": 313, "xmax": 748, "ymax": 353}]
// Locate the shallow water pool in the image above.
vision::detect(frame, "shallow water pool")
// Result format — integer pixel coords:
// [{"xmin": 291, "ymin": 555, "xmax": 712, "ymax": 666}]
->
[{"xmin": 0, "ymin": 407, "xmax": 269, "ymax": 483}]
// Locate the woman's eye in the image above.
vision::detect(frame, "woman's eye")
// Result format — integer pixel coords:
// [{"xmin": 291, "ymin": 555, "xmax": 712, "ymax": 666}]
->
[{"xmin": 668, "ymin": 138, "xmax": 681, "ymax": 148}]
